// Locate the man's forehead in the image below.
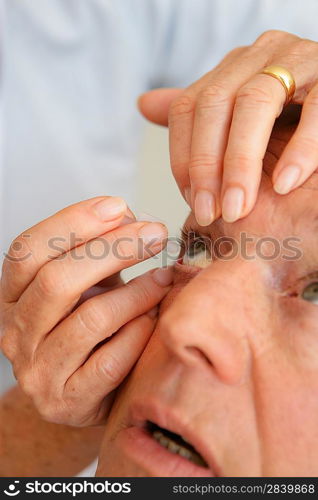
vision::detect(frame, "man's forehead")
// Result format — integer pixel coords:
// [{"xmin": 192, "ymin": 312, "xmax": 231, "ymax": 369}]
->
[{"xmin": 301, "ymin": 171, "xmax": 318, "ymax": 191}]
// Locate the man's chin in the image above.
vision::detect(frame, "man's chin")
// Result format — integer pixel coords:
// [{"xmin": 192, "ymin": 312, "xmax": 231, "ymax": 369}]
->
[{"xmin": 96, "ymin": 433, "xmax": 150, "ymax": 477}]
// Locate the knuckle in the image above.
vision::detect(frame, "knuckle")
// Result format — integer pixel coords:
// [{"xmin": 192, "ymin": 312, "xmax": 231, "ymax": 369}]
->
[
  {"xmin": 189, "ymin": 153, "xmax": 220, "ymax": 172},
  {"xmin": 1, "ymin": 333, "xmax": 16, "ymax": 361},
  {"xmin": 36, "ymin": 263, "xmax": 72, "ymax": 300},
  {"xmin": 169, "ymin": 94, "xmax": 195, "ymax": 121},
  {"xmin": 8, "ymin": 234, "xmax": 32, "ymax": 261},
  {"xmin": 18, "ymin": 369, "xmax": 38, "ymax": 398},
  {"xmin": 225, "ymin": 45, "xmax": 247, "ymax": 59},
  {"xmin": 254, "ymin": 29, "xmax": 287, "ymax": 46},
  {"xmin": 293, "ymin": 134, "xmax": 318, "ymax": 154},
  {"xmin": 2, "ymin": 234, "xmax": 34, "ymax": 275},
  {"xmin": 1, "ymin": 314, "xmax": 20, "ymax": 361},
  {"xmin": 76, "ymin": 300, "xmax": 107, "ymax": 337},
  {"xmin": 170, "ymin": 159, "xmax": 189, "ymax": 176},
  {"xmin": 244, "ymin": 44, "xmax": 265, "ymax": 57},
  {"xmin": 305, "ymin": 90, "xmax": 318, "ymax": 108},
  {"xmin": 290, "ymin": 38, "xmax": 317, "ymax": 56},
  {"xmin": 126, "ymin": 277, "xmax": 152, "ymax": 305},
  {"xmin": 37, "ymin": 399, "xmax": 67, "ymax": 424},
  {"xmin": 224, "ymin": 151, "xmax": 256, "ymax": 172},
  {"xmin": 103, "ymin": 297, "xmax": 122, "ymax": 325},
  {"xmin": 35, "ymin": 267, "xmax": 58, "ymax": 298},
  {"xmin": 23, "ymin": 374, "xmax": 68, "ymax": 423},
  {"xmin": 236, "ymin": 85, "xmax": 272, "ymax": 107},
  {"xmin": 196, "ymin": 84, "xmax": 229, "ymax": 111},
  {"xmin": 94, "ymin": 352, "xmax": 124, "ymax": 386}
]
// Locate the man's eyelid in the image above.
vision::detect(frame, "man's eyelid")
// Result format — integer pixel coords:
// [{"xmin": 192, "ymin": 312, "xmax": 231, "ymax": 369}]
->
[
  {"xmin": 180, "ymin": 224, "xmax": 212, "ymax": 243},
  {"xmin": 300, "ymin": 270, "xmax": 318, "ymax": 282},
  {"xmin": 282, "ymin": 270, "xmax": 318, "ymax": 297},
  {"xmin": 295, "ymin": 270, "xmax": 318, "ymax": 289}
]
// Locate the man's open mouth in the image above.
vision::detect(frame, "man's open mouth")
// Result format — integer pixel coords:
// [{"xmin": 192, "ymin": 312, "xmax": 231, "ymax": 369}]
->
[{"xmin": 147, "ymin": 421, "xmax": 208, "ymax": 468}]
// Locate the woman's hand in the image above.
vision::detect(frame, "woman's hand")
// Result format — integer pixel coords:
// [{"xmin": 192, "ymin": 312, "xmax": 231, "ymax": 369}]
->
[
  {"xmin": 139, "ymin": 30, "xmax": 318, "ymax": 225},
  {"xmin": 0, "ymin": 196, "xmax": 172, "ymax": 426}
]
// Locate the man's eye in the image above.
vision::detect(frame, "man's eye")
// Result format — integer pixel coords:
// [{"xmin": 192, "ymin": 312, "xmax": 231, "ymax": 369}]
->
[
  {"xmin": 182, "ymin": 237, "xmax": 212, "ymax": 268},
  {"xmin": 302, "ymin": 282, "xmax": 318, "ymax": 304}
]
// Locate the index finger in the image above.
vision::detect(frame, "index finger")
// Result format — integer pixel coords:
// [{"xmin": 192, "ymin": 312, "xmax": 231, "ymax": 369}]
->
[{"xmin": 1, "ymin": 196, "xmax": 129, "ymax": 303}]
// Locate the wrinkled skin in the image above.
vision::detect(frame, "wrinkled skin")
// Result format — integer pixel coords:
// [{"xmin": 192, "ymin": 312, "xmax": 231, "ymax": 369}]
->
[
  {"xmin": 97, "ymin": 106, "xmax": 318, "ymax": 477},
  {"xmin": 140, "ymin": 30, "xmax": 318, "ymax": 226}
]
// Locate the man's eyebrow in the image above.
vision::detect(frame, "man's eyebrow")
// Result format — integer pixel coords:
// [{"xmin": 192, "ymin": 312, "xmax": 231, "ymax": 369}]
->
[{"xmin": 298, "ymin": 270, "xmax": 318, "ymax": 283}]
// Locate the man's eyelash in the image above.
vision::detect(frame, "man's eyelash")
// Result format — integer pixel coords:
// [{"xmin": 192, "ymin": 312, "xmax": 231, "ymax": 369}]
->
[
  {"xmin": 180, "ymin": 226, "xmax": 202, "ymax": 244},
  {"xmin": 178, "ymin": 226, "xmax": 213, "ymax": 259},
  {"xmin": 176, "ymin": 227, "xmax": 200, "ymax": 258},
  {"xmin": 180, "ymin": 227, "xmax": 188, "ymax": 241}
]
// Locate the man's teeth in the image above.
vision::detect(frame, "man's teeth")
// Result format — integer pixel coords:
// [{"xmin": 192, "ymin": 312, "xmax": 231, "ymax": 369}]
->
[{"xmin": 152, "ymin": 430, "xmax": 206, "ymax": 467}]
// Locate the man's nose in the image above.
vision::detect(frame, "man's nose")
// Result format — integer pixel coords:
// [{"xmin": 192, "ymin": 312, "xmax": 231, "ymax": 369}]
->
[{"xmin": 159, "ymin": 258, "xmax": 270, "ymax": 385}]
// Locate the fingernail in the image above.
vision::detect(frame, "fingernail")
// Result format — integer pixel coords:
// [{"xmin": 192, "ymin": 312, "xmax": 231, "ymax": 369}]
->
[
  {"xmin": 147, "ymin": 306, "xmax": 159, "ymax": 319},
  {"xmin": 184, "ymin": 187, "xmax": 191, "ymax": 206},
  {"xmin": 93, "ymin": 197, "xmax": 126, "ymax": 220},
  {"xmin": 273, "ymin": 165, "xmax": 301, "ymax": 194},
  {"xmin": 152, "ymin": 266, "xmax": 174, "ymax": 287},
  {"xmin": 139, "ymin": 222, "xmax": 167, "ymax": 246},
  {"xmin": 222, "ymin": 187, "xmax": 245, "ymax": 223},
  {"xmin": 194, "ymin": 190, "xmax": 215, "ymax": 226}
]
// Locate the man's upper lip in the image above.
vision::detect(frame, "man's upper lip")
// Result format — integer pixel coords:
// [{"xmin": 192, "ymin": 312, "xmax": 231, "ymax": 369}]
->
[{"xmin": 129, "ymin": 397, "xmax": 221, "ymax": 476}]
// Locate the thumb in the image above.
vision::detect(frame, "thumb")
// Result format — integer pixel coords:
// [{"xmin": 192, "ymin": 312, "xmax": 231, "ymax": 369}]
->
[{"xmin": 138, "ymin": 87, "xmax": 183, "ymax": 126}]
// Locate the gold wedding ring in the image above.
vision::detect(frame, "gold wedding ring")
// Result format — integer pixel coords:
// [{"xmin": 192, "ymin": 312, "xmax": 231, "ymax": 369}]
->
[{"xmin": 260, "ymin": 65, "xmax": 296, "ymax": 105}]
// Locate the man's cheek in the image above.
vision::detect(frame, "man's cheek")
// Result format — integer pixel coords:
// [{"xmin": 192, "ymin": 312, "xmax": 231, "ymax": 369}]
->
[
  {"xmin": 159, "ymin": 264, "xmax": 201, "ymax": 314},
  {"xmin": 159, "ymin": 282, "xmax": 185, "ymax": 314}
]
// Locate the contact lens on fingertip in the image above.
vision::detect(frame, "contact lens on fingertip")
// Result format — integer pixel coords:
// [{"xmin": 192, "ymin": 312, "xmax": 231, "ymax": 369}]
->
[{"xmin": 135, "ymin": 211, "xmax": 166, "ymax": 224}]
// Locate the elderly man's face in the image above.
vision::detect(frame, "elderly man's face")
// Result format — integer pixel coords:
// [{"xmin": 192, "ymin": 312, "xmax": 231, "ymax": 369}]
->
[{"xmin": 97, "ymin": 108, "xmax": 318, "ymax": 477}]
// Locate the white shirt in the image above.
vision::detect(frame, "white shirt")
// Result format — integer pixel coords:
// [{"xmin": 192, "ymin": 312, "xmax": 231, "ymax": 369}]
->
[{"xmin": 3, "ymin": 0, "xmax": 318, "ymax": 252}]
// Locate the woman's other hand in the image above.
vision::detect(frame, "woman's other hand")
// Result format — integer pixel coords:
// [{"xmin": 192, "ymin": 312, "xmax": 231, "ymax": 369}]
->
[
  {"xmin": 0, "ymin": 197, "xmax": 172, "ymax": 426},
  {"xmin": 139, "ymin": 30, "xmax": 318, "ymax": 225}
]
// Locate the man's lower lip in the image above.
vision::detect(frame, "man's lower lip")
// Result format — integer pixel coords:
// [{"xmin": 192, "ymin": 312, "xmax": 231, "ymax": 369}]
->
[{"xmin": 116, "ymin": 426, "xmax": 215, "ymax": 477}]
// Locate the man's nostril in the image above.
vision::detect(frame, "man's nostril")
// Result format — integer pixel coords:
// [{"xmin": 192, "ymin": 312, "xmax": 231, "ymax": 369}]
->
[{"xmin": 185, "ymin": 346, "xmax": 213, "ymax": 368}]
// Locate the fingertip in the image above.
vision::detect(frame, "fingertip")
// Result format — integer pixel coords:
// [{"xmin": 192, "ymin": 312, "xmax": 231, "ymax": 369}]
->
[
  {"xmin": 93, "ymin": 196, "xmax": 127, "ymax": 221},
  {"xmin": 138, "ymin": 223, "xmax": 168, "ymax": 248},
  {"xmin": 152, "ymin": 266, "xmax": 174, "ymax": 287},
  {"xmin": 137, "ymin": 92, "xmax": 146, "ymax": 111},
  {"xmin": 222, "ymin": 186, "xmax": 245, "ymax": 223},
  {"xmin": 137, "ymin": 88, "xmax": 183, "ymax": 126},
  {"xmin": 273, "ymin": 165, "xmax": 301, "ymax": 195},
  {"xmin": 194, "ymin": 190, "xmax": 215, "ymax": 227}
]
